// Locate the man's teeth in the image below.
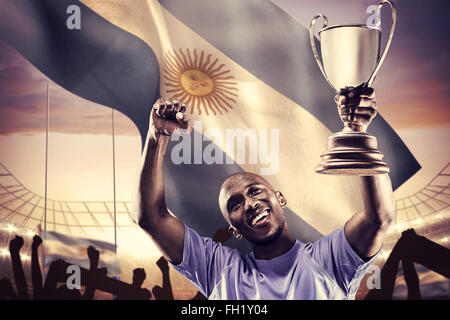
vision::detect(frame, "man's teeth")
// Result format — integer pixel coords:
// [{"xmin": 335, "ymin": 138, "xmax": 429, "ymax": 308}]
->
[{"xmin": 251, "ymin": 210, "xmax": 268, "ymax": 226}]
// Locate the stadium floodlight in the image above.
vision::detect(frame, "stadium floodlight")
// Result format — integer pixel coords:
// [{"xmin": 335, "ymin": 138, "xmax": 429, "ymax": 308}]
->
[{"xmin": 0, "ymin": 248, "xmax": 9, "ymax": 257}]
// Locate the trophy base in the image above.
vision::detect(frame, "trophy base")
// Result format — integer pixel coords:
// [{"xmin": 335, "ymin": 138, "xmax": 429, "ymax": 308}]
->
[{"xmin": 315, "ymin": 130, "xmax": 389, "ymax": 175}]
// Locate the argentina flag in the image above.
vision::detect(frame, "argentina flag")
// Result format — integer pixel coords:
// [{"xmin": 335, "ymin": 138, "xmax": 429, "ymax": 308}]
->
[{"xmin": 0, "ymin": 0, "xmax": 420, "ymax": 252}]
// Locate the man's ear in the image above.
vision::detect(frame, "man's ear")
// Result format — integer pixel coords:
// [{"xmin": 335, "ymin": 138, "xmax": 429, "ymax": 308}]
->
[
  {"xmin": 228, "ymin": 226, "xmax": 243, "ymax": 240},
  {"xmin": 275, "ymin": 191, "xmax": 287, "ymax": 207}
]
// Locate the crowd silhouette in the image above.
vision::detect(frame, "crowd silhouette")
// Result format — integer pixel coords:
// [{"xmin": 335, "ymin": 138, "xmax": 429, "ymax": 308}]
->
[
  {"xmin": 1, "ymin": 233, "xmax": 151, "ymax": 300},
  {"xmin": 365, "ymin": 229, "xmax": 450, "ymax": 300},
  {"xmin": 0, "ymin": 226, "xmax": 234, "ymax": 300},
  {"xmin": 0, "ymin": 227, "xmax": 448, "ymax": 300}
]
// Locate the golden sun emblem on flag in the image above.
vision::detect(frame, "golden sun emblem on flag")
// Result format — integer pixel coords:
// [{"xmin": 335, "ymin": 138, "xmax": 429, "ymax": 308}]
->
[{"xmin": 163, "ymin": 48, "xmax": 238, "ymax": 116}]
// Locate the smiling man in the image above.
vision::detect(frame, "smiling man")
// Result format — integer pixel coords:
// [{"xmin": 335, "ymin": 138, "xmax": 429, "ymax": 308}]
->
[{"xmin": 138, "ymin": 88, "xmax": 395, "ymax": 300}]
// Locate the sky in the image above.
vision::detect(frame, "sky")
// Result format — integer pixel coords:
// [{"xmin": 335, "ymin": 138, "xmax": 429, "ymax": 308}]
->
[{"xmin": 0, "ymin": 0, "xmax": 448, "ymax": 203}]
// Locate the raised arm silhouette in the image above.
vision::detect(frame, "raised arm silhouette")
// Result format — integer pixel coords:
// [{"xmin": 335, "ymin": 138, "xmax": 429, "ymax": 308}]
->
[
  {"xmin": 31, "ymin": 235, "xmax": 43, "ymax": 299},
  {"xmin": 9, "ymin": 235, "xmax": 29, "ymax": 299},
  {"xmin": 402, "ymin": 258, "xmax": 421, "ymax": 300},
  {"xmin": 152, "ymin": 257, "xmax": 174, "ymax": 300}
]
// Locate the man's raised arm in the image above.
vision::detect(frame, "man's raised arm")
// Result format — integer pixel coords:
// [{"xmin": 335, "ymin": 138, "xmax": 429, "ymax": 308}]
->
[
  {"xmin": 336, "ymin": 87, "xmax": 396, "ymax": 260},
  {"xmin": 345, "ymin": 174, "xmax": 395, "ymax": 260},
  {"xmin": 137, "ymin": 98, "xmax": 191, "ymax": 265}
]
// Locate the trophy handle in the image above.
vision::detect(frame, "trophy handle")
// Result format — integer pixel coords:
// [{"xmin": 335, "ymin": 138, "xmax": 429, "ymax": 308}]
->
[
  {"xmin": 367, "ymin": 0, "xmax": 397, "ymax": 87},
  {"xmin": 310, "ymin": 14, "xmax": 336, "ymax": 91}
]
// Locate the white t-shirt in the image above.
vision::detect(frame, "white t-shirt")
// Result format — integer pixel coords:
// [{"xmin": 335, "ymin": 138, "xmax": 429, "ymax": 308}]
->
[{"xmin": 170, "ymin": 224, "xmax": 378, "ymax": 300}]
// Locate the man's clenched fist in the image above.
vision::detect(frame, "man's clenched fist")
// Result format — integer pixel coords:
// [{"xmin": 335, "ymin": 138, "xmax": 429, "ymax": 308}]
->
[
  {"xmin": 335, "ymin": 85, "xmax": 377, "ymax": 132},
  {"xmin": 149, "ymin": 98, "xmax": 191, "ymax": 140}
]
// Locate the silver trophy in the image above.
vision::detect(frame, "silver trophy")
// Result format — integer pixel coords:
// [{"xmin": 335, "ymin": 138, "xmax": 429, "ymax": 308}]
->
[{"xmin": 310, "ymin": 0, "xmax": 396, "ymax": 175}]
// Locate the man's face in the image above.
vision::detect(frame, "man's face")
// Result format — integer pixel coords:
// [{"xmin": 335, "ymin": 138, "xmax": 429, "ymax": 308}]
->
[{"xmin": 219, "ymin": 173, "xmax": 287, "ymax": 245}]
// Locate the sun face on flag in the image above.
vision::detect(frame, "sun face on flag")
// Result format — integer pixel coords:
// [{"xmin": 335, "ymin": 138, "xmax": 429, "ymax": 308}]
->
[{"xmin": 163, "ymin": 48, "xmax": 239, "ymax": 116}]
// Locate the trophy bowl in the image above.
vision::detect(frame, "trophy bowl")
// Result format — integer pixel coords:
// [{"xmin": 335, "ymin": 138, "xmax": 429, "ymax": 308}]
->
[{"xmin": 310, "ymin": 0, "xmax": 396, "ymax": 175}]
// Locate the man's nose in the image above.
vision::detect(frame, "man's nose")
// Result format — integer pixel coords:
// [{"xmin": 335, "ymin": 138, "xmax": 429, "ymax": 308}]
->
[{"xmin": 245, "ymin": 198, "xmax": 260, "ymax": 214}]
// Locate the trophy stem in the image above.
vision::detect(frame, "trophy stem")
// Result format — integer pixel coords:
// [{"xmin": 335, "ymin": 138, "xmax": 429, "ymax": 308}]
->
[{"xmin": 315, "ymin": 130, "xmax": 389, "ymax": 175}]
